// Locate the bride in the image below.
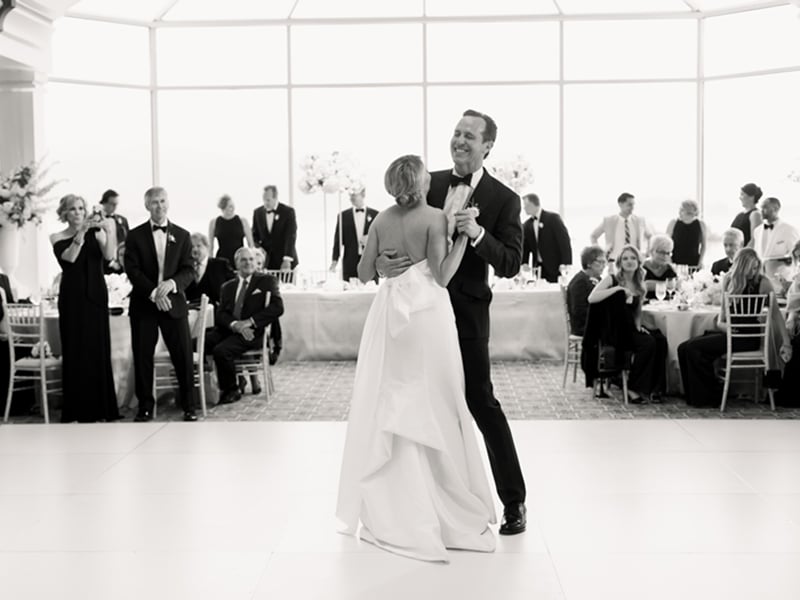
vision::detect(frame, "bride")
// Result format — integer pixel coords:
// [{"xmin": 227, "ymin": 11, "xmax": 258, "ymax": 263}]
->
[{"xmin": 336, "ymin": 155, "xmax": 496, "ymax": 562}]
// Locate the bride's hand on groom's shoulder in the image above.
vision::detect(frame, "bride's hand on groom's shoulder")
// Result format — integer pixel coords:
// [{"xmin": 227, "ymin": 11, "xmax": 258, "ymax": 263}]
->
[{"xmin": 376, "ymin": 250, "xmax": 412, "ymax": 279}]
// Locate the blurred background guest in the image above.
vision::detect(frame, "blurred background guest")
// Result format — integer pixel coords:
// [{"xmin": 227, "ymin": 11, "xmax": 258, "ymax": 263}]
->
[
  {"xmin": 252, "ymin": 185, "xmax": 299, "ymax": 271},
  {"xmin": 208, "ymin": 194, "xmax": 254, "ymax": 266},
  {"xmin": 588, "ymin": 245, "xmax": 667, "ymax": 403},
  {"xmin": 731, "ymin": 182, "xmax": 762, "ymax": 248},
  {"xmin": 776, "ymin": 290, "xmax": 800, "ymax": 406},
  {"xmin": 711, "ymin": 228, "xmax": 744, "ymax": 276},
  {"xmin": 185, "ymin": 232, "xmax": 235, "ymax": 307},
  {"xmin": 667, "ymin": 199, "xmax": 706, "ymax": 268},
  {"xmin": 642, "ymin": 234, "xmax": 677, "ymax": 299},
  {"xmin": 330, "ymin": 188, "xmax": 379, "ymax": 281},
  {"xmin": 100, "ymin": 189, "xmax": 128, "ymax": 274},
  {"xmin": 752, "ymin": 197, "xmax": 799, "ymax": 261},
  {"xmin": 521, "ymin": 193, "xmax": 572, "ymax": 283},
  {"xmin": 590, "ymin": 192, "xmax": 652, "ymax": 266},
  {"xmin": 50, "ymin": 194, "xmax": 120, "ymax": 422},
  {"xmin": 566, "ymin": 246, "xmax": 606, "ymax": 337}
]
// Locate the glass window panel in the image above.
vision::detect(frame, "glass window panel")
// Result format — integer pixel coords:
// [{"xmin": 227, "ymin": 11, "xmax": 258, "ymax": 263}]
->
[
  {"xmin": 157, "ymin": 89, "xmax": 289, "ymax": 239},
  {"xmin": 52, "ymin": 18, "xmax": 150, "ymax": 85},
  {"xmin": 292, "ymin": 0, "xmax": 423, "ymax": 19},
  {"xmin": 70, "ymin": 0, "xmax": 174, "ymax": 22},
  {"xmin": 425, "ymin": 0, "xmax": 557, "ymax": 16},
  {"xmin": 563, "ymin": 83, "xmax": 697, "ymax": 254},
  {"xmin": 157, "ymin": 27, "xmax": 287, "ymax": 86},
  {"xmin": 692, "ymin": 0, "xmax": 779, "ymax": 11},
  {"xmin": 291, "ymin": 24, "xmax": 422, "ymax": 85},
  {"xmin": 426, "ymin": 85, "xmax": 561, "ymax": 249},
  {"xmin": 427, "ymin": 22, "xmax": 559, "ymax": 82},
  {"xmin": 42, "ymin": 83, "xmax": 152, "ymax": 281},
  {"xmin": 704, "ymin": 6, "xmax": 800, "ymax": 77},
  {"xmin": 163, "ymin": 0, "xmax": 297, "ymax": 21},
  {"xmin": 291, "ymin": 86, "xmax": 424, "ymax": 272},
  {"xmin": 565, "ymin": 20, "xmax": 697, "ymax": 80},
  {"xmin": 703, "ymin": 72, "xmax": 800, "ymax": 260},
  {"xmin": 558, "ymin": 0, "xmax": 690, "ymax": 13}
]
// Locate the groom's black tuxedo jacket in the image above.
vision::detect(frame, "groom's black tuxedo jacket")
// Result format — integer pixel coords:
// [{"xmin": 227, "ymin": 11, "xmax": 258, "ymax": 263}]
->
[
  {"xmin": 427, "ymin": 168, "xmax": 523, "ymax": 340},
  {"xmin": 124, "ymin": 221, "xmax": 195, "ymax": 319}
]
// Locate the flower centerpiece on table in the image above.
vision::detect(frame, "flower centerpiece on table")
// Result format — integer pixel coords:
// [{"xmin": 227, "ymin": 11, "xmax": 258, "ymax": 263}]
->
[
  {"xmin": 297, "ymin": 151, "xmax": 362, "ymax": 196},
  {"xmin": 105, "ymin": 273, "xmax": 132, "ymax": 308},
  {"xmin": 489, "ymin": 155, "xmax": 534, "ymax": 194},
  {"xmin": 0, "ymin": 160, "xmax": 59, "ymax": 229},
  {"xmin": 682, "ymin": 269, "xmax": 723, "ymax": 306}
]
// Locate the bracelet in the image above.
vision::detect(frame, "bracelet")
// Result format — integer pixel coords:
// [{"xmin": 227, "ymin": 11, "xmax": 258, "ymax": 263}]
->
[{"xmin": 72, "ymin": 237, "xmax": 84, "ymax": 246}]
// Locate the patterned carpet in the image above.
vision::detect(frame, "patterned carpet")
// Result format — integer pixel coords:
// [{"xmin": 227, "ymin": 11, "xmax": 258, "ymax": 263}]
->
[{"xmin": 7, "ymin": 361, "xmax": 799, "ymax": 423}]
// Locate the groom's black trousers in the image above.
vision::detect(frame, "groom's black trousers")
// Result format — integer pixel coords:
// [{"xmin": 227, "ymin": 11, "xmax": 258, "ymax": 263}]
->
[{"xmin": 458, "ymin": 337, "xmax": 526, "ymax": 507}]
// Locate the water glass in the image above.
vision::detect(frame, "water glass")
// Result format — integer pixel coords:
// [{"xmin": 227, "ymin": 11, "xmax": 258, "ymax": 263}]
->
[{"xmin": 655, "ymin": 281, "xmax": 667, "ymax": 303}]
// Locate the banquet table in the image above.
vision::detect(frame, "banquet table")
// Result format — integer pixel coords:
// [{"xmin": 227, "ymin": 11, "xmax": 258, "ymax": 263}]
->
[
  {"xmin": 280, "ymin": 285, "xmax": 567, "ymax": 362},
  {"xmin": 641, "ymin": 303, "xmax": 719, "ymax": 394}
]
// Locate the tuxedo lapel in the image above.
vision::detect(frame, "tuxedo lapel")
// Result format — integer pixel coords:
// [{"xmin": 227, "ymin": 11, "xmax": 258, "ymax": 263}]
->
[{"xmin": 144, "ymin": 226, "xmax": 159, "ymax": 275}]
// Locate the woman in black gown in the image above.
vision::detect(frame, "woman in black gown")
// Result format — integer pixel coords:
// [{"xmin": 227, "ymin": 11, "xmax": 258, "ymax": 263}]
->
[
  {"xmin": 208, "ymin": 195, "xmax": 254, "ymax": 265},
  {"xmin": 731, "ymin": 183, "xmax": 763, "ymax": 248},
  {"xmin": 50, "ymin": 194, "xmax": 119, "ymax": 422},
  {"xmin": 667, "ymin": 199, "xmax": 707, "ymax": 268}
]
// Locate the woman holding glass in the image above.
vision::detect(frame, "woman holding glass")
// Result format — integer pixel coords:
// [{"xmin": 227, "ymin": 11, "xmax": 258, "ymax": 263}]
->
[
  {"xmin": 50, "ymin": 195, "xmax": 120, "ymax": 422},
  {"xmin": 643, "ymin": 235, "xmax": 678, "ymax": 301},
  {"xmin": 208, "ymin": 195, "xmax": 254, "ymax": 266},
  {"xmin": 588, "ymin": 245, "xmax": 668, "ymax": 403}
]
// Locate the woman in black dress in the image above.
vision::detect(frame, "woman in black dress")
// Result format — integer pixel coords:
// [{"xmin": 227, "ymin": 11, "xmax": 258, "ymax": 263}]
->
[
  {"xmin": 731, "ymin": 183, "xmax": 763, "ymax": 248},
  {"xmin": 50, "ymin": 195, "xmax": 119, "ymax": 422},
  {"xmin": 667, "ymin": 199, "xmax": 707, "ymax": 268},
  {"xmin": 643, "ymin": 234, "xmax": 678, "ymax": 300},
  {"xmin": 589, "ymin": 245, "xmax": 668, "ymax": 403},
  {"xmin": 208, "ymin": 195, "xmax": 254, "ymax": 265}
]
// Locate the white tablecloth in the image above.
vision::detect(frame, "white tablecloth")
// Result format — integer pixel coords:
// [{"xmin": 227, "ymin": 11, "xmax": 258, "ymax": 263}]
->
[{"xmin": 280, "ymin": 286, "xmax": 567, "ymax": 361}]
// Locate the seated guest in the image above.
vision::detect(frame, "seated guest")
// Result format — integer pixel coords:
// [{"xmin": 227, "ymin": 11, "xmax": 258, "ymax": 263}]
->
[
  {"xmin": 567, "ymin": 246, "xmax": 606, "ymax": 337},
  {"xmin": 667, "ymin": 199, "xmax": 707, "ymax": 268},
  {"xmin": 521, "ymin": 193, "xmax": 572, "ymax": 283},
  {"xmin": 252, "ymin": 246, "xmax": 281, "ymax": 365},
  {"xmin": 769, "ymin": 239, "xmax": 800, "ymax": 298},
  {"xmin": 642, "ymin": 234, "xmax": 678, "ymax": 299},
  {"xmin": 185, "ymin": 233, "xmax": 235, "ymax": 306},
  {"xmin": 777, "ymin": 292, "xmax": 800, "ymax": 406},
  {"xmin": 253, "ymin": 247, "xmax": 267, "ymax": 272},
  {"xmin": 588, "ymin": 245, "xmax": 667, "ymax": 403},
  {"xmin": 677, "ymin": 248, "xmax": 790, "ymax": 408},
  {"xmin": 206, "ymin": 247, "xmax": 283, "ymax": 405},
  {"xmin": 711, "ymin": 228, "xmax": 744, "ymax": 276}
]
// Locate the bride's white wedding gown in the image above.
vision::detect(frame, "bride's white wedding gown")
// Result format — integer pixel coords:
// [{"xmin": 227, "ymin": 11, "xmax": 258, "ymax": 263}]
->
[{"xmin": 336, "ymin": 259, "xmax": 496, "ymax": 562}]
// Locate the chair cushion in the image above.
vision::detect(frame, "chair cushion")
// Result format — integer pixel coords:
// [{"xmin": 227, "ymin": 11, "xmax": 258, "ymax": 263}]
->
[{"xmin": 15, "ymin": 356, "xmax": 62, "ymax": 369}]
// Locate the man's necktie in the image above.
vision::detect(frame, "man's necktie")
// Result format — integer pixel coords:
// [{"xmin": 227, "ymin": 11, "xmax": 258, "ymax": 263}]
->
[
  {"xmin": 449, "ymin": 173, "xmax": 471, "ymax": 187},
  {"xmin": 624, "ymin": 218, "xmax": 631, "ymax": 245},
  {"xmin": 152, "ymin": 224, "xmax": 167, "ymax": 233},
  {"xmin": 763, "ymin": 223, "xmax": 774, "ymax": 230},
  {"xmin": 233, "ymin": 278, "xmax": 248, "ymax": 320},
  {"xmin": 193, "ymin": 262, "xmax": 202, "ymax": 283}
]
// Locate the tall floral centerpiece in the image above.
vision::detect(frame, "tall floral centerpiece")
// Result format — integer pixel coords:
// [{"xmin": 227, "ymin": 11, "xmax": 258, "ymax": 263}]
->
[
  {"xmin": 297, "ymin": 151, "xmax": 363, "ymax": 273},
  {"xmin": 489, "ymin": 155, "xmax": 535, "ymax": 195},
  {"xmin": 0, "ymin": 160, "xmax": 58, "ymax": 276}
]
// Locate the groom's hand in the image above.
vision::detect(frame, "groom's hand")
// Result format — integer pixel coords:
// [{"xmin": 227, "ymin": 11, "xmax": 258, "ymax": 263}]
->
[{"xmin": 376, "ymin": 250, "xmax": 412, "ymax": 278}]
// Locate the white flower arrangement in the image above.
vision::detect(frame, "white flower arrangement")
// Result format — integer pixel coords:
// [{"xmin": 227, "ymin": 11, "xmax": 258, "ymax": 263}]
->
[
  {"xmin": 105, "ymin": 273, "xmax": 132, "ymax": 308},
  {"xmin": 682, "ymin": 269, "xmax": 723, "ymax": 306},
  {"xmin": 0, "ymin": 159, "xmax": 60, "ymax": 229},
  {"xmin": 297, "ymin": 151, "xmax": 363, "ymax": 195},
  {"xmin": 489, "ymin": 155, "xmax": 534, "ymax": 194}
]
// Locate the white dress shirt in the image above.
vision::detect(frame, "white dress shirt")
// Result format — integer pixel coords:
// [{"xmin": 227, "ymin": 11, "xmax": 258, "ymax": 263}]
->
[
  {"xmin": 151, "ymin": 220, "xmax": 167, "ymax": 283},
  {"xmin": 444, "ymin": 168, "xmax": 485, "ymax": 246},
  {"xmin": 353, "ymin": 207, "xmax": 367, "ymax": 255}
]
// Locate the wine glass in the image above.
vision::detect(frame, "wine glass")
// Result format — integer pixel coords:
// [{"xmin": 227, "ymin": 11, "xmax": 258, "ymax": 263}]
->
[
  {"xmin": 666, "ymin": 277, "xmax": 677, "ymax": 302},
  {"xmin": 655, "ymin": 281, "xmax": 667, "ymax": 303},
  {"xmin": 558, "ymin": 264, "xmax": 570, "ymax": 285}
]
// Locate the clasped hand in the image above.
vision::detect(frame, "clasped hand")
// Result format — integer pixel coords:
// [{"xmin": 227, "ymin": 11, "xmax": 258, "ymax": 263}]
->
[
  {"xmin": 454, "ymin": 209, "xmax": 481, "ymax": 239},
  {"xmin": 232, "ymin": 321, "xmax": 255, "ymax": 341},
  {"xmin": 153, "ymin": 280, "xmax": 175, "ymax": 312}
]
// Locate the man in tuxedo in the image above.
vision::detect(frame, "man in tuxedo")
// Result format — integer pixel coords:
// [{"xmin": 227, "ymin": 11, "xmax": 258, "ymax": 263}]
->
[
  {"xmin": 711, "ymin": 228, "xmax": 744, "ymax": 276},
  {"xmin": 252, "ymin": 185, "xmax": 299, "ymax": 271},
  {"xmin": 752, "ymin": 197, "xmax": 799, "ymax": 262},
  {"xmin": 185, "ymin": 233, "xmax": 235, "ymax": 306},
  {"xmin": 521, "ymin": 193, "xmax": 572, "ymax": 283},
  {"xmin": 330, "ymin": 188, "xmax": 379, "ymax": 281},
  {"xmin": 206, "ymin": 247, "xmax": 283, "ymax": 405},
  {"xmin": 100, "ymin": 189, "xmax": 130, "ymax": 274},
  {"xmin": 590, "ymin": 193, "xmax": 653, "ymax": 262},
  {"xmin": 377, "ymin": 109, "xmax": 527, "ymax": 536},
  {"xmin": 124, "ymin": 187, "xmax": 198, "ymax": 422}
]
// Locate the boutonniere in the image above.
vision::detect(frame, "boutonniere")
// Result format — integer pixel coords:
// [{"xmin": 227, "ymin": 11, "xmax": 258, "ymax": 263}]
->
[
  {"xmin": 366, "ymin": 215, "xmax": 372, "ymax": 223},
  {"xmin": 274, "ymin": 214, "xmax": 280, "ymax": 221},
  {"xmin": 538, "ymin": 221, "xmax": 544, "ymax": 229},
  {"xmin": 168, "ymin": 233, "xmax": 176, "ymax": 244},
  {"xmin": 251, "ymin": 288, "xmax": 262, "ymax": 295}
]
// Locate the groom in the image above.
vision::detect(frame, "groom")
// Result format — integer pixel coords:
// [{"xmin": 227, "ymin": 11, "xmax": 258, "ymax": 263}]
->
[{"xmin": 377, "ymin": 109, "xmax": 527, "ymax": 535}]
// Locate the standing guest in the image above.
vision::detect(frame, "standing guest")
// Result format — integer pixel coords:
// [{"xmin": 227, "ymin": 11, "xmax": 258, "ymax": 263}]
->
[
  {"xmin": 566, "ymin": 246, "xmax": 606, "ymax": 337},
  {"xmin": 185, "ymin": 233, "xmax": 235, "ymax": 306},
  {"xmin": 50, "ymin": 194, "xmax": 120, "ymax": 422},
  {"xmin": 731, "ymin": 183, "xmax": 763, "ymax": 248},
  {"xmin": 330, "ymin": 188, "xmax": 379, "ymax": 281},
  {"xmin": 590, "ymin": 192, "xmax": 652, "ymax": 264},
  {"xmin": 588, "ymin": 245, "xmax": 667, "ymax": 403},
  {"xmin": 520, "ymin": 193, "xmax": 572, "ymax": 283},
  {"xmin": 206, "ymin": 247, "xmax": 283, "ymax": 405},
  {"xmin": 125, "ymin": 187, "xmax": 198, "ymax": 422},
  {"xmin": 642, "ymin": 234, "xmax": 678, "ymax": 299},
  {"xmin": 252, "ymin": 185, "xmax": 299, "ymax": 271},
  {"xmin": 678, "ymin": 248, "xmax": 790, "ymax": 407},
  {"xmin": 100, "ymin": 189, "xmax": 129, "ymax": 274},
  {"xmin": 751, "ymin": 197, "xmax": 799, "ymax": 262},
  {"xmin": 208, "ymin": 194, "xmax": 254, "ymax": 266},
  {"xmin": 667, "ymin": 199, "xmax": 707, "ymax": 268},
  {"xmin": 711, "ymin": 228, "xmax": 745, "ymax": 276}
]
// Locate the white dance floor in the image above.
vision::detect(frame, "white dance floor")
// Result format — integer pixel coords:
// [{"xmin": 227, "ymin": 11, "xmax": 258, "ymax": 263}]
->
[{"xmin": 2, "ymin": 420, "xmax": 800, "ymax": 599}]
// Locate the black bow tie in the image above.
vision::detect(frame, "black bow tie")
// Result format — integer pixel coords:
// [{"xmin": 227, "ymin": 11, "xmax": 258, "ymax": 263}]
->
[
  {"xmin": 152, "ymin": 224, "xmax": 167, "ymax": 233},
  {"xmin": 763, "ymin": 223, "xmax": 774, "ymax": 230},
  {"xmin": 266, "ymin": 209, "xmax": 276, "ymax": 214},
  {"xmin": 449, "ymin": 173, "xmax": 471, "ymax": 187},
  {"xmin": 533, "ymin": 215, "xmax": 539, "ymax": 221},
  {"xmin": 354, "ymin": 208, "xmax": 365, "ymax": 213}
]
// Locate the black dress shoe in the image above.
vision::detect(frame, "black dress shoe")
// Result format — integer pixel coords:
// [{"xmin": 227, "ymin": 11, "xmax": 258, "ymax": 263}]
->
[
  {"xmin": 268, "ymin": 350, "xmax": 279, "ymax": 366},
  {"xmin": 217, "ymin": 389, "xmax": 242, "ymax": 405},
  {"xmin": 134, "ymin": 411, "xmax": 153, "ymax": 422},
  {"xmin": 183, "ymin": 411, "xmax": 198, "ymax": 422},
  {"xmin": 237, "ymin": 376, "xmax": 247, "ymax": 395},
  {"xmin": 499, "ymin": 502, "xmax": 527, "ymax": 535},
  {"xmin": 251, "ymin": 383, "xmax": 262, "ymax": 395}
]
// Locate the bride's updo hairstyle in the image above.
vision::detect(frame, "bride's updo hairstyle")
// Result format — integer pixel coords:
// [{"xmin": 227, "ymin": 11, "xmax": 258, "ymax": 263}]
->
[{"xmin": 385, "ymin": 154, "xmax": 424, "ymax": 208}]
